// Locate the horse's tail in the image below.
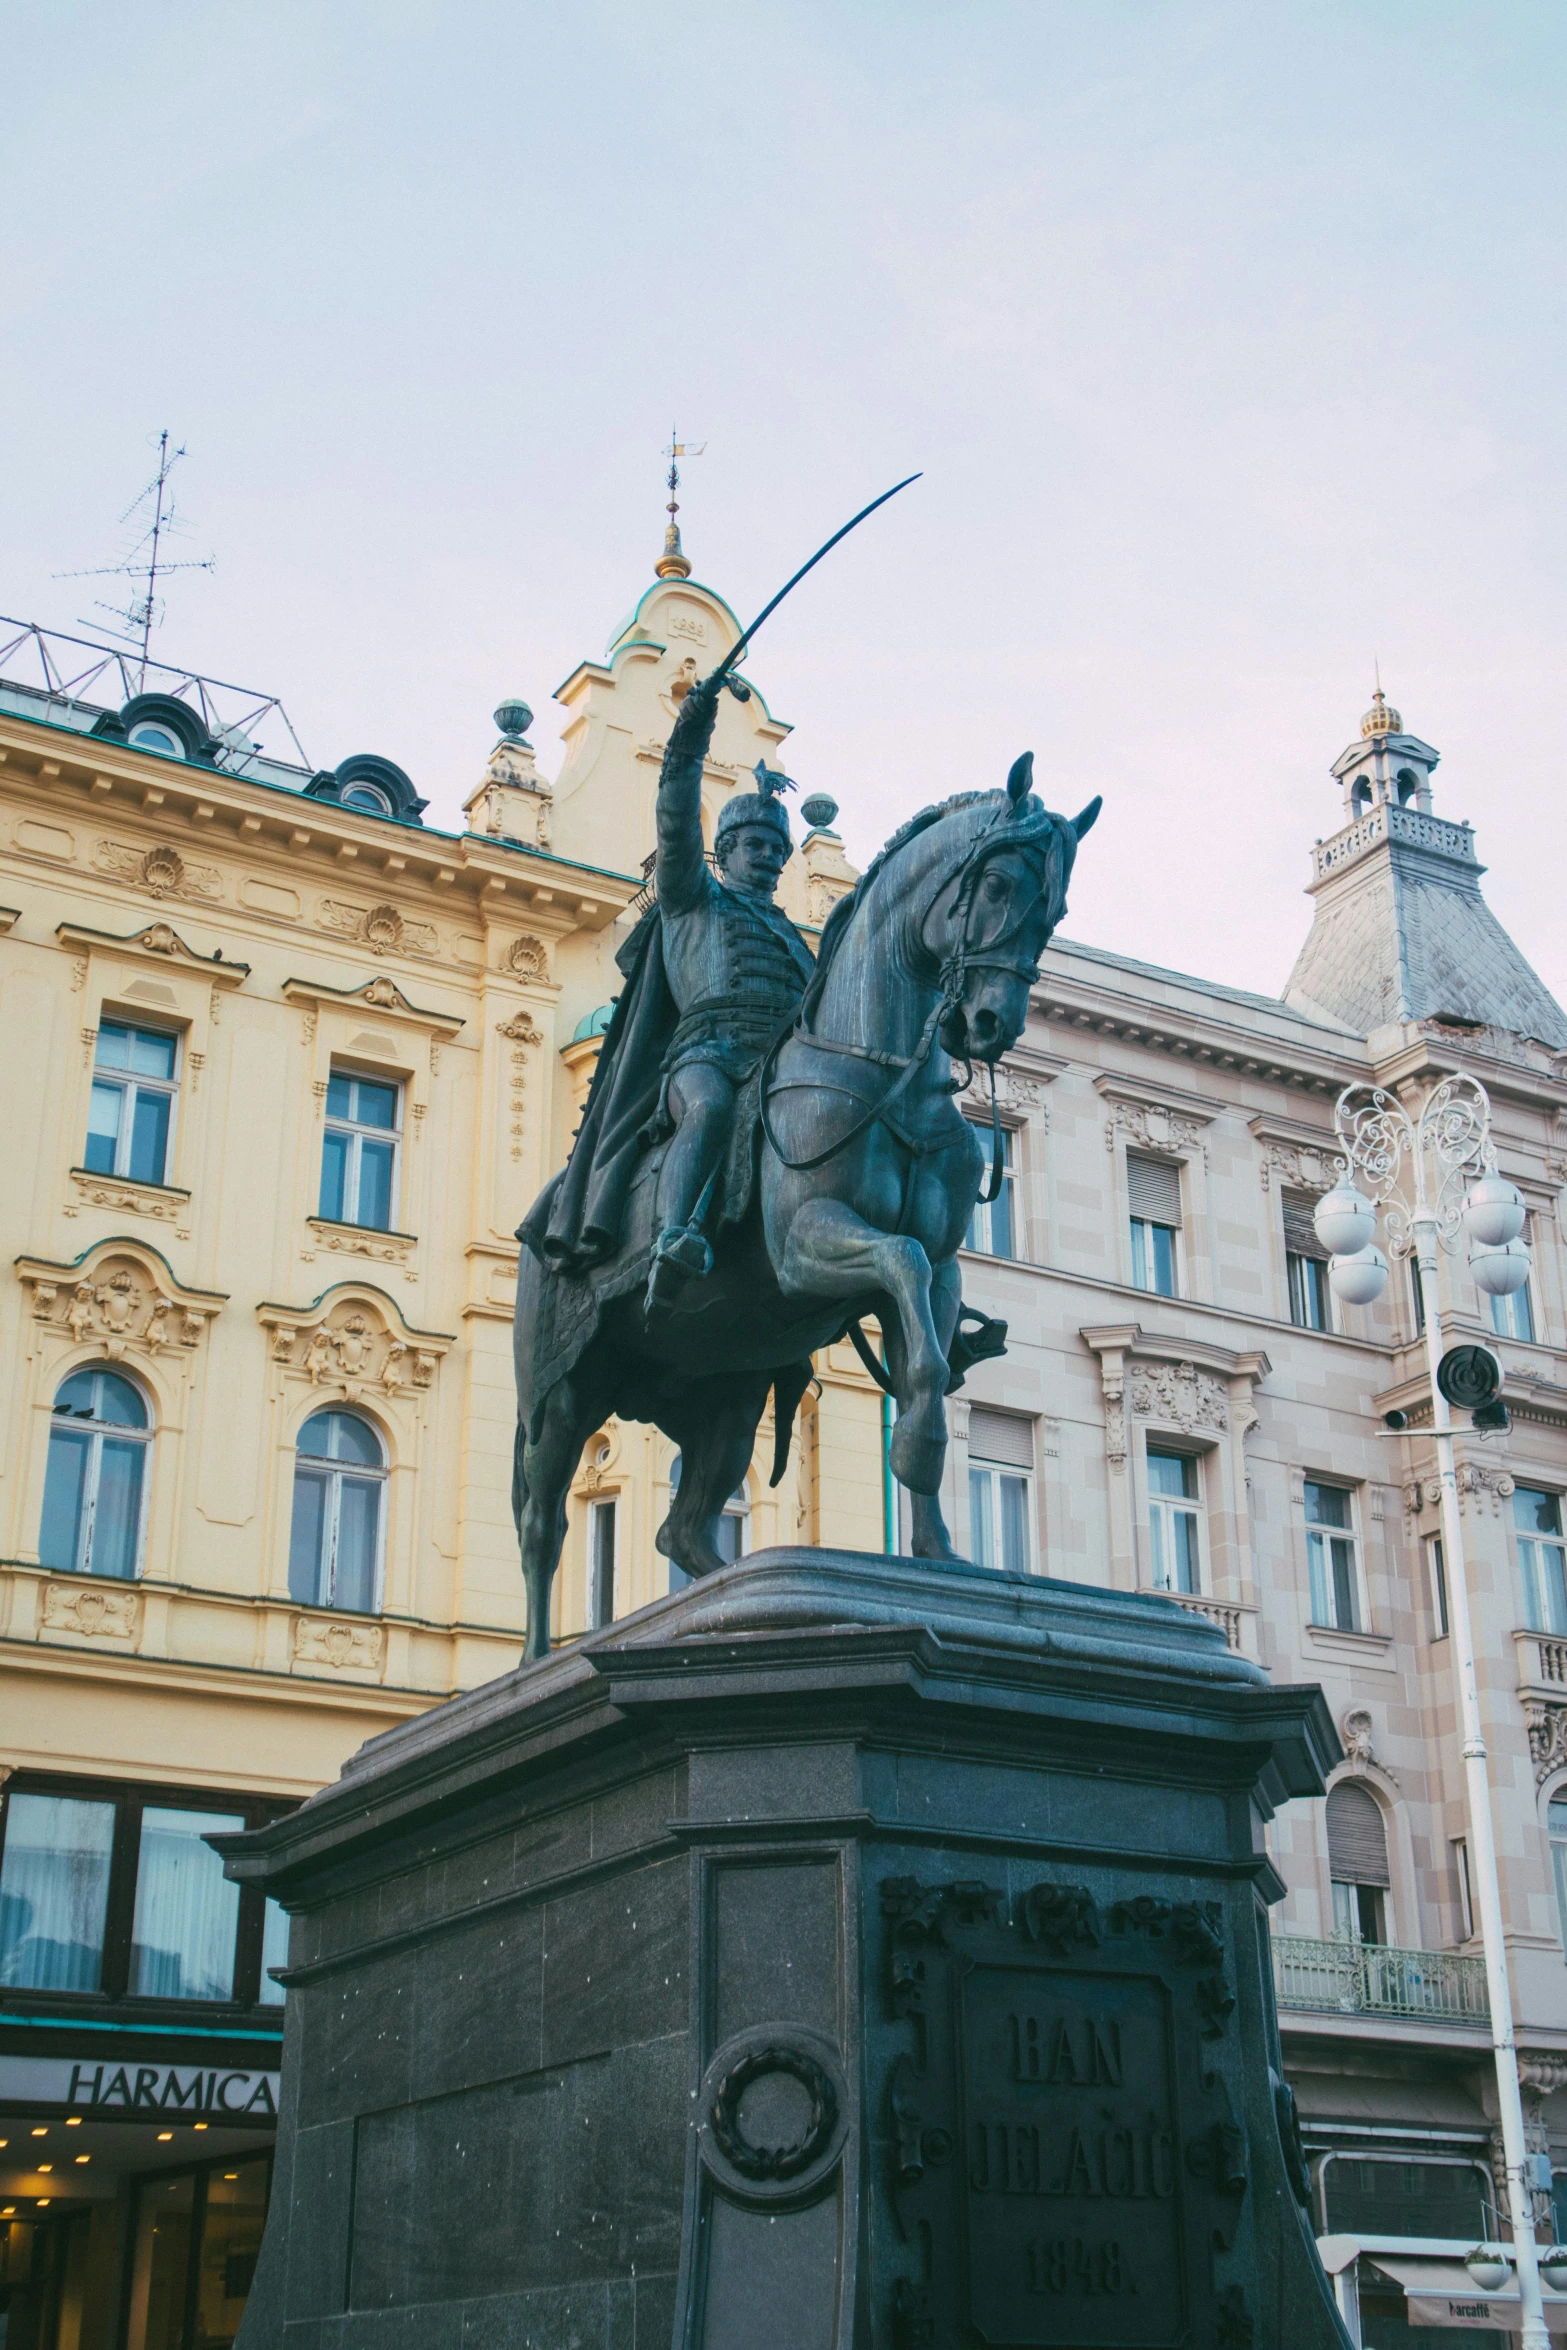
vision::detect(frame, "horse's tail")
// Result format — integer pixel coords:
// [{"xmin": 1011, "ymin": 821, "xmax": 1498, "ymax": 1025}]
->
[{"xmin": 769, "ymin": 1359, "xmax": 817, "ymax": 1487}]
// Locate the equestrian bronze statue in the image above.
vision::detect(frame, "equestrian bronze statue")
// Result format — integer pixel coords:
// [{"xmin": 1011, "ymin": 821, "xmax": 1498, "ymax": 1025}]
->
[{"xmin": 512, "ymin": 676, "xmax": 1099, "ymax": 1659}]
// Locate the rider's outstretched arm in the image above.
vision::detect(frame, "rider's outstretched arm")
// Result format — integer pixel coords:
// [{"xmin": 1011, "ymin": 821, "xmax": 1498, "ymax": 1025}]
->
[{"xmin": 656, "ymin": 674, "xmax": 721, "ymax": 916}]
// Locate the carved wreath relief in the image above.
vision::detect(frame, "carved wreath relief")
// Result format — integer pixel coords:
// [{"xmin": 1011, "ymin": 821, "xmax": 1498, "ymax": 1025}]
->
[{"xmin": 883, "ymin": 1877, "xmax": 1256, "ymax": 2349}]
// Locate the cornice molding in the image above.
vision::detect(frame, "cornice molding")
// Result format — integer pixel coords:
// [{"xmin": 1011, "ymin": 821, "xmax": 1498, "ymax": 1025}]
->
[
  {"xmin": 0, "ymin": 715, "xmax": 633, "ymax": 931},
  {"xmin": 57, "ymin": 919, "xmax": 250, "ymax": 986},
  {"xmin": 1092, "ymin": 1071, "xmax": 1226, "ymax": 1121},
  {"xmin": 281, "ymin": 973, "xmax": 464, "ymax": 1037}
]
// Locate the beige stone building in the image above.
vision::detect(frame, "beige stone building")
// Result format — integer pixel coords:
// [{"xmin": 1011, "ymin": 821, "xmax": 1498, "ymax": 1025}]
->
[
  {"xmin": 1, "ymin": 533, "xmax": 1565, "ymax": 2347},
  {"xmin": 0, "ymin": 557, "xmax": 876, "ymax": 2350}
]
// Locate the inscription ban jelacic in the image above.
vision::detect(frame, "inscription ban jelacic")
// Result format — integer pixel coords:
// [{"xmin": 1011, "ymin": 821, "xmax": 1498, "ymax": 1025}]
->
[{"xmin": 964, "ymin": 1969, "xmax": 1178, "ymax": 2344}]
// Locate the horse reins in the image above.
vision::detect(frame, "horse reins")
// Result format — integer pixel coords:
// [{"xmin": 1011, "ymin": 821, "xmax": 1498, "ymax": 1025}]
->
[{"xmin": 758, "ymin": 801, "xmax": 1057, "ymax": 1200}]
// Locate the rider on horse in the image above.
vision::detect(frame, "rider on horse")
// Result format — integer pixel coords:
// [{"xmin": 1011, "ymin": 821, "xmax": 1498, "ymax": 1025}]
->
[{"xmin": 642, "ymin": 674, "xmax": 817, "ymax": 1311}]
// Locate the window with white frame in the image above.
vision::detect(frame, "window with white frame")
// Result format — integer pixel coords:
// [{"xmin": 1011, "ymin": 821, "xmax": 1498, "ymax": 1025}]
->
[
  {"xmin": 85, "ymin": 1020, "xmax": 179, "ymax": 1187},
  {"xmin": 1127, "ymin": 1153, "xmax": 1180, "ymax": 1296},
  {"xmin": 1426, "ymin": 1535, "xmax": 1449, "ymax": 1641},
  {"xmin": 1516, "ymin": 1487, "xmax": 1567, "ymax": 1635},
  {"xmin": 968, "ymin": 1407, "xmax": 1033, "ymax": 1574},
  {"xmin": 320, "ymin": 1070, "xmax": 400, "ymax": 1231},
  {"xmin": 1452, "ymin": 1836, "xmax": 1474, "ymax": 1941},
  {"xmin": 1325, "ymin": 1779, "xmax": 1389, "ymax": 1943},
  {"xmin": 40, "ymin": 1368, "xmax": 151, "ymax": 1581},
  {"xmin": 965, "ymin": 1123, "xmax": 1018, "ymax": 1259},
  {"xmin": 1490, "ymin": 1219, "xmax": 1536, "ymax": 1340},
  {"xmin": 1282, "ymin": 1189, "xmax": 1333, "ymax": 1332},
  {"xmin": 1549, "ymin": 1800, "xmax": 1567, "ymax": 1958},
  {"xmin": 588, "ymin": 1496, "xmax": 617, "ymax": 1629},
  {"xmin": 1147, "ymin": 1447, "xmax": 1201, "ymax": 1593},
  {"xmin": 288, "ymin": 1409, "xmax": 387, "ymax": 1613},
  {"xmin": 1304, "ymin": 1479, "xmax": 1361, "ymax": 1631}
]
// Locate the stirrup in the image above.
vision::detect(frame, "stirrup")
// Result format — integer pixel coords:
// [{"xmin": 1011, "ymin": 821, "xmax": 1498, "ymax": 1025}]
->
[{"xmin": 644, "ymin": 1223, "xmax": 714, "ymax": 1319}]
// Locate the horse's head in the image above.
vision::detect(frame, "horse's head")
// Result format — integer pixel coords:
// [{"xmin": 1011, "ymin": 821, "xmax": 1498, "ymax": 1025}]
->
[{"xmin": 919, "ymin": 754, "xmax": 1101, "ymax": 1062}]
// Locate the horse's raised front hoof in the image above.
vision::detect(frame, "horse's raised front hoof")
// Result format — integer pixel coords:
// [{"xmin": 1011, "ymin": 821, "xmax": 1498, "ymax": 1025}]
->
[{"xmin": 889, "ymin": 1419, "xmax": 945, "ymax": 1495}]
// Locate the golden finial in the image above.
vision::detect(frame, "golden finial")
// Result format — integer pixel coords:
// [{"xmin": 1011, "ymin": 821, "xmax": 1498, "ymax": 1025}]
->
[
  {"xmin": 655, "ymin": 427, "xmax": 704, "ymax": 580},
  {"xmin": 1361, "ymin": 662, "xmax": 1402, "ymax": 737}
]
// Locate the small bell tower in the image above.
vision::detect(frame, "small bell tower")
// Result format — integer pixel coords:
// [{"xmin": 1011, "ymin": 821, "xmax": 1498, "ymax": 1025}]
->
[{"xmin": 1330, "ymin": 683, "xmax": 1439, "ymax": 822}]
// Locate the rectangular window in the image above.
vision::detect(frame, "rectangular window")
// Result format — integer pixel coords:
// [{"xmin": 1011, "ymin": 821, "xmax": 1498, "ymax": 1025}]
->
[
  {"xmin": 1408, "ymin": 1255, "xmax": 1426, "ymax": 1335},
  {"xmin": 589, "ymin": 1497, "xmax": 617, "ymax": 1630},
  {"xmin": 85, "ymin": 1021, "xmax": 179, "ymax": 1186},
  {"xmin": 1127, "ymin": 1152, "xmax": 1180, "ymax": 1296},
  {"xmin": 131, "ymin": 1805, "xmax": 245, "ymax": 2001},
  {"xmin": 1331, "ymin": 1880, "xmax": 1385, "ymax": 1944},
  {"xmin": 319, "ymin": 1070, "xmax": 400, "ymax": 1231},
  {"xmin": 968, "ymin": 1408, "xmax": 1033, "ymax": 1574},
  {"xmin": 1147, "ymin": 1448, "xmax": 1201, "ymax": 1594},
  {"xmin": 259, "ymin": 1897, "xmax": 290, "ymax": 2007},
  {"xmin": 965, "ymin": 1124, "xmax": 1017, "ymax": 1259},
  {"xmin": 0, "ymin": 1792, "xmax": 116, "ymax": 1992},
  {"xmin": 0, "ymin": 1779, "xmax": 294, "ymax": 2011},
  {"xmin": 1305, "ymin": 1480, "xmax": 1361, "ymax": 1631},
  {"xmin": 1453, "ymin": 1837, "xmax": 1475, "ymax": 1941},
  {"xmin": 1491, "ymin": 1265, "xmax": 1536, "ymax": 1342},
  {"xmin": 1426, "ymin": 1535, "xmax": 1449, "ymax": 1641},
  {"xmin": 1283, "ymin": 1190, "xmax": 1333, "ymax": 1332},
  {"xmin": 1516, "ymin": 1487, "xmax": 1567, "ymax": 1635}
]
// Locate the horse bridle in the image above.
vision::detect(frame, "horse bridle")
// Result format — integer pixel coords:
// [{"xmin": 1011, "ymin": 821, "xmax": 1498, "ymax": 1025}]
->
[{"xmin": 758, "ymin": 804, "xmax": 1061, "ymax": 1197}]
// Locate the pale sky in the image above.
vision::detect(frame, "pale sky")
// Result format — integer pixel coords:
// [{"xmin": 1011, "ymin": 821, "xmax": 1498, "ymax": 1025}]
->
[{"xmin": 5, "ymin": 2, "xmax": 1565, "ymax": 1009}]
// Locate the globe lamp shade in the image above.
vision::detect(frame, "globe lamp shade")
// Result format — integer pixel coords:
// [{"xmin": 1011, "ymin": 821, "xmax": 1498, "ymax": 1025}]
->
[
  {"xmin": 1329, "ymin": 1246, "xmax": 1390, "ymax": 1307},
  {"xmin": 1470, "ymin": 1239, "xmax": 1532, "ymax": 1299},
  {"xmin": 1465, "ymin": 2251, "xmax": 1513, "ymax": 2293},
  {"xmin": 1314, "ymin": 1181, "xmax": 1378, "ymax": 1257},
  {"xmin": 1463, "ymin": 1174, "xmax": 1527, "ymax": 1249}
]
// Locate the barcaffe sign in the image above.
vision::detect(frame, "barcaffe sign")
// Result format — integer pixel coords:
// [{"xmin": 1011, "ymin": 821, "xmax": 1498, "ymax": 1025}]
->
[{"xmin": 0, "ymin": 2056, "xmax": 279, "ymax": 2117}]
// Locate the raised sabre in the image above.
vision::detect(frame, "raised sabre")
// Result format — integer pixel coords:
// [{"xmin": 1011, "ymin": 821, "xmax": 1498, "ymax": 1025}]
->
[{"xmin": 709, "ymin": 473, "xmax": 922, "ymax": 696}]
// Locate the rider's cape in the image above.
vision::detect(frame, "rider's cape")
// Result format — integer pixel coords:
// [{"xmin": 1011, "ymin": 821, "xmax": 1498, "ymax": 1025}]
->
[{"xmin": 519, "ymin": 908, "xmax": 671, "ymax": 1274}]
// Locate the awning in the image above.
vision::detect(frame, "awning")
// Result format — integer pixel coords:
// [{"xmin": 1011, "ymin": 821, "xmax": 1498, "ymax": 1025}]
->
[{"xmin": 1367, "ymin": 2255, "xmax": 1567, "ymax": 2332}]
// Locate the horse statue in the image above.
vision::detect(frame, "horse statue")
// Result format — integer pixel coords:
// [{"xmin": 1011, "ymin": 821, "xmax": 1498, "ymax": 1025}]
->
[{"xmin": 512, "ymin": 720, "xmax": 1099, "ymax": 1661}]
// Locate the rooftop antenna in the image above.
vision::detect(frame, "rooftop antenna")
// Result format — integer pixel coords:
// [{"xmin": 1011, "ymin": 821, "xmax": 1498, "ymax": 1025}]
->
[
  {"xmin": 655, "ymin": 426, "xmax": 705, "ymax": 580},
  {"xmin": 56, "ymin": 430, "xmax": 215, "ymax": 687}
]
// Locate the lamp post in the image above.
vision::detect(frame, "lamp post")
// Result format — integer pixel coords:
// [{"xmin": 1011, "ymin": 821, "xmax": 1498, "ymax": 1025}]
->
[{"xmin": 1316, "ymin": 1075, "xmax": 1545, "ymax": 2347}]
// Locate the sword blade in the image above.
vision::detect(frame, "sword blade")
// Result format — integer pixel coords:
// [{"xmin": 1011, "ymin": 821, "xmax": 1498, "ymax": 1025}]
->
[{"xmin": 712, "ymin": 473, "xmax": 922, "ymax": 681}]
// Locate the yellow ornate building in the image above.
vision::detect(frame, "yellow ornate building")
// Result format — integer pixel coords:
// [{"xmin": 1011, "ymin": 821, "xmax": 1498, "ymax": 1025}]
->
[{"xmin": 0, "ymin": 551, "xmax": 877, "ymax": 2350}]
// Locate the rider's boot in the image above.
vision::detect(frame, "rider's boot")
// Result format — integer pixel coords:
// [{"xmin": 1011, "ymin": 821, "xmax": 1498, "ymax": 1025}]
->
[{"xmin": 644, "ymin": 1221, "xmax": 714, "ymax": 1320}]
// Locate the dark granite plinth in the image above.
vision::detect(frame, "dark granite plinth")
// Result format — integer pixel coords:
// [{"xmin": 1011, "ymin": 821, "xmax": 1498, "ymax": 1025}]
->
[{"xmin": 220, "ymin": 1551, "xmax": 1351, "ymax": 2350}]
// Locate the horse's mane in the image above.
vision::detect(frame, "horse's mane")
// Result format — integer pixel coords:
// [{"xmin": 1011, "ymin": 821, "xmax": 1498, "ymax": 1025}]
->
[
  {"xmin": 807, "ymin": 790, "xmax": 997, "ymax": 1003},
  {"xmin": 806, "ymin": 786, "xmax": 1064, "ymax": 1015}
]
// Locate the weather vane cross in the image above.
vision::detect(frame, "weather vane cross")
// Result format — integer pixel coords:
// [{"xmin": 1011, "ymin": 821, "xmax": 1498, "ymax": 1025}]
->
[{"xmin": 656, "ymin": 428, "xmax": 707, "ymax": 580}]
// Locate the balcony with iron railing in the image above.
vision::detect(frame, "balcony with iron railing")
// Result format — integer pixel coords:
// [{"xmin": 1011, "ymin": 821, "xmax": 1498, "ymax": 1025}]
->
[{"xmin": 1273, "ymin": 1935, "xmax": 1490, "ymax": 2026}]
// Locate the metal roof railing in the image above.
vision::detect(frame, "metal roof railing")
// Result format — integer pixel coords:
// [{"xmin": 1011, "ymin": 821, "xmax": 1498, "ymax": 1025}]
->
[{"xmin": 0, "ymin": 615, "xmax": 313, "ymax": 777}]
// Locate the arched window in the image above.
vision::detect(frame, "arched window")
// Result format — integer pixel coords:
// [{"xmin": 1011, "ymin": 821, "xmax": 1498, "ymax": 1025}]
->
[
  {"xmin": 1326, "ymin": 1780, "xmax": 1390, "ymax": 1944},
  {"xmin": 342, "ymin": 782, "xmax": 392, "ymax": 814},
  {"xmin": 40, "ymin": 1369, "xmax": 150, "ymax": 1580},
  {"xmin": 127, "ymin": 721, "xmax": 184, "ymax": 759},
  {"xmin": 1548, "ymin": 1794, "xmax": 1567, "ymax": 1955},
  {"xmin": 288, "ymin": 1410, "xmax": 386, "ymax": 1613}
]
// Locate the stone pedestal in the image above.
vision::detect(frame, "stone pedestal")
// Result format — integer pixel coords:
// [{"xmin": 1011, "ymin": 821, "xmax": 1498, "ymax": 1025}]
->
[{"xmin": 221, "ymin": 1551, "xmax": 1351, "ymax": 2349}]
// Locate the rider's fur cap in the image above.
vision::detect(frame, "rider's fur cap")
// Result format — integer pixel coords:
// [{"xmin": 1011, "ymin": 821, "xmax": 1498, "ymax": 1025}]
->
[{"xmin": 715, "ymin": 760, "xmax": 795, "ymax": 861}]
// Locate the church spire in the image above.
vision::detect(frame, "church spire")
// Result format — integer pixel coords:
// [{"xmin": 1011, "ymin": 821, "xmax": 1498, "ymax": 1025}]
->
[{"xmin": 654, "ymin": 427, "xmax": 701, "ymax": 580}]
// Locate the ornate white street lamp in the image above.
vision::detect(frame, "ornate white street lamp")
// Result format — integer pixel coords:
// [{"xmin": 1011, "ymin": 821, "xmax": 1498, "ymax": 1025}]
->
[{"xmin": 1316, "ymin": 1076, "xmax": 1547, "ymax": 2347}]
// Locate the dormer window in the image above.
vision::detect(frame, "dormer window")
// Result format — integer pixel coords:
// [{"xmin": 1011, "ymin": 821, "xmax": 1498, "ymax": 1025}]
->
[
  {"xmin": 127, "ymin": 722, "xmax": 184, "ymax": 759},
  {"xmin": 342, "ymin": 783, "xmax": 392, "ymax": 814}
]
